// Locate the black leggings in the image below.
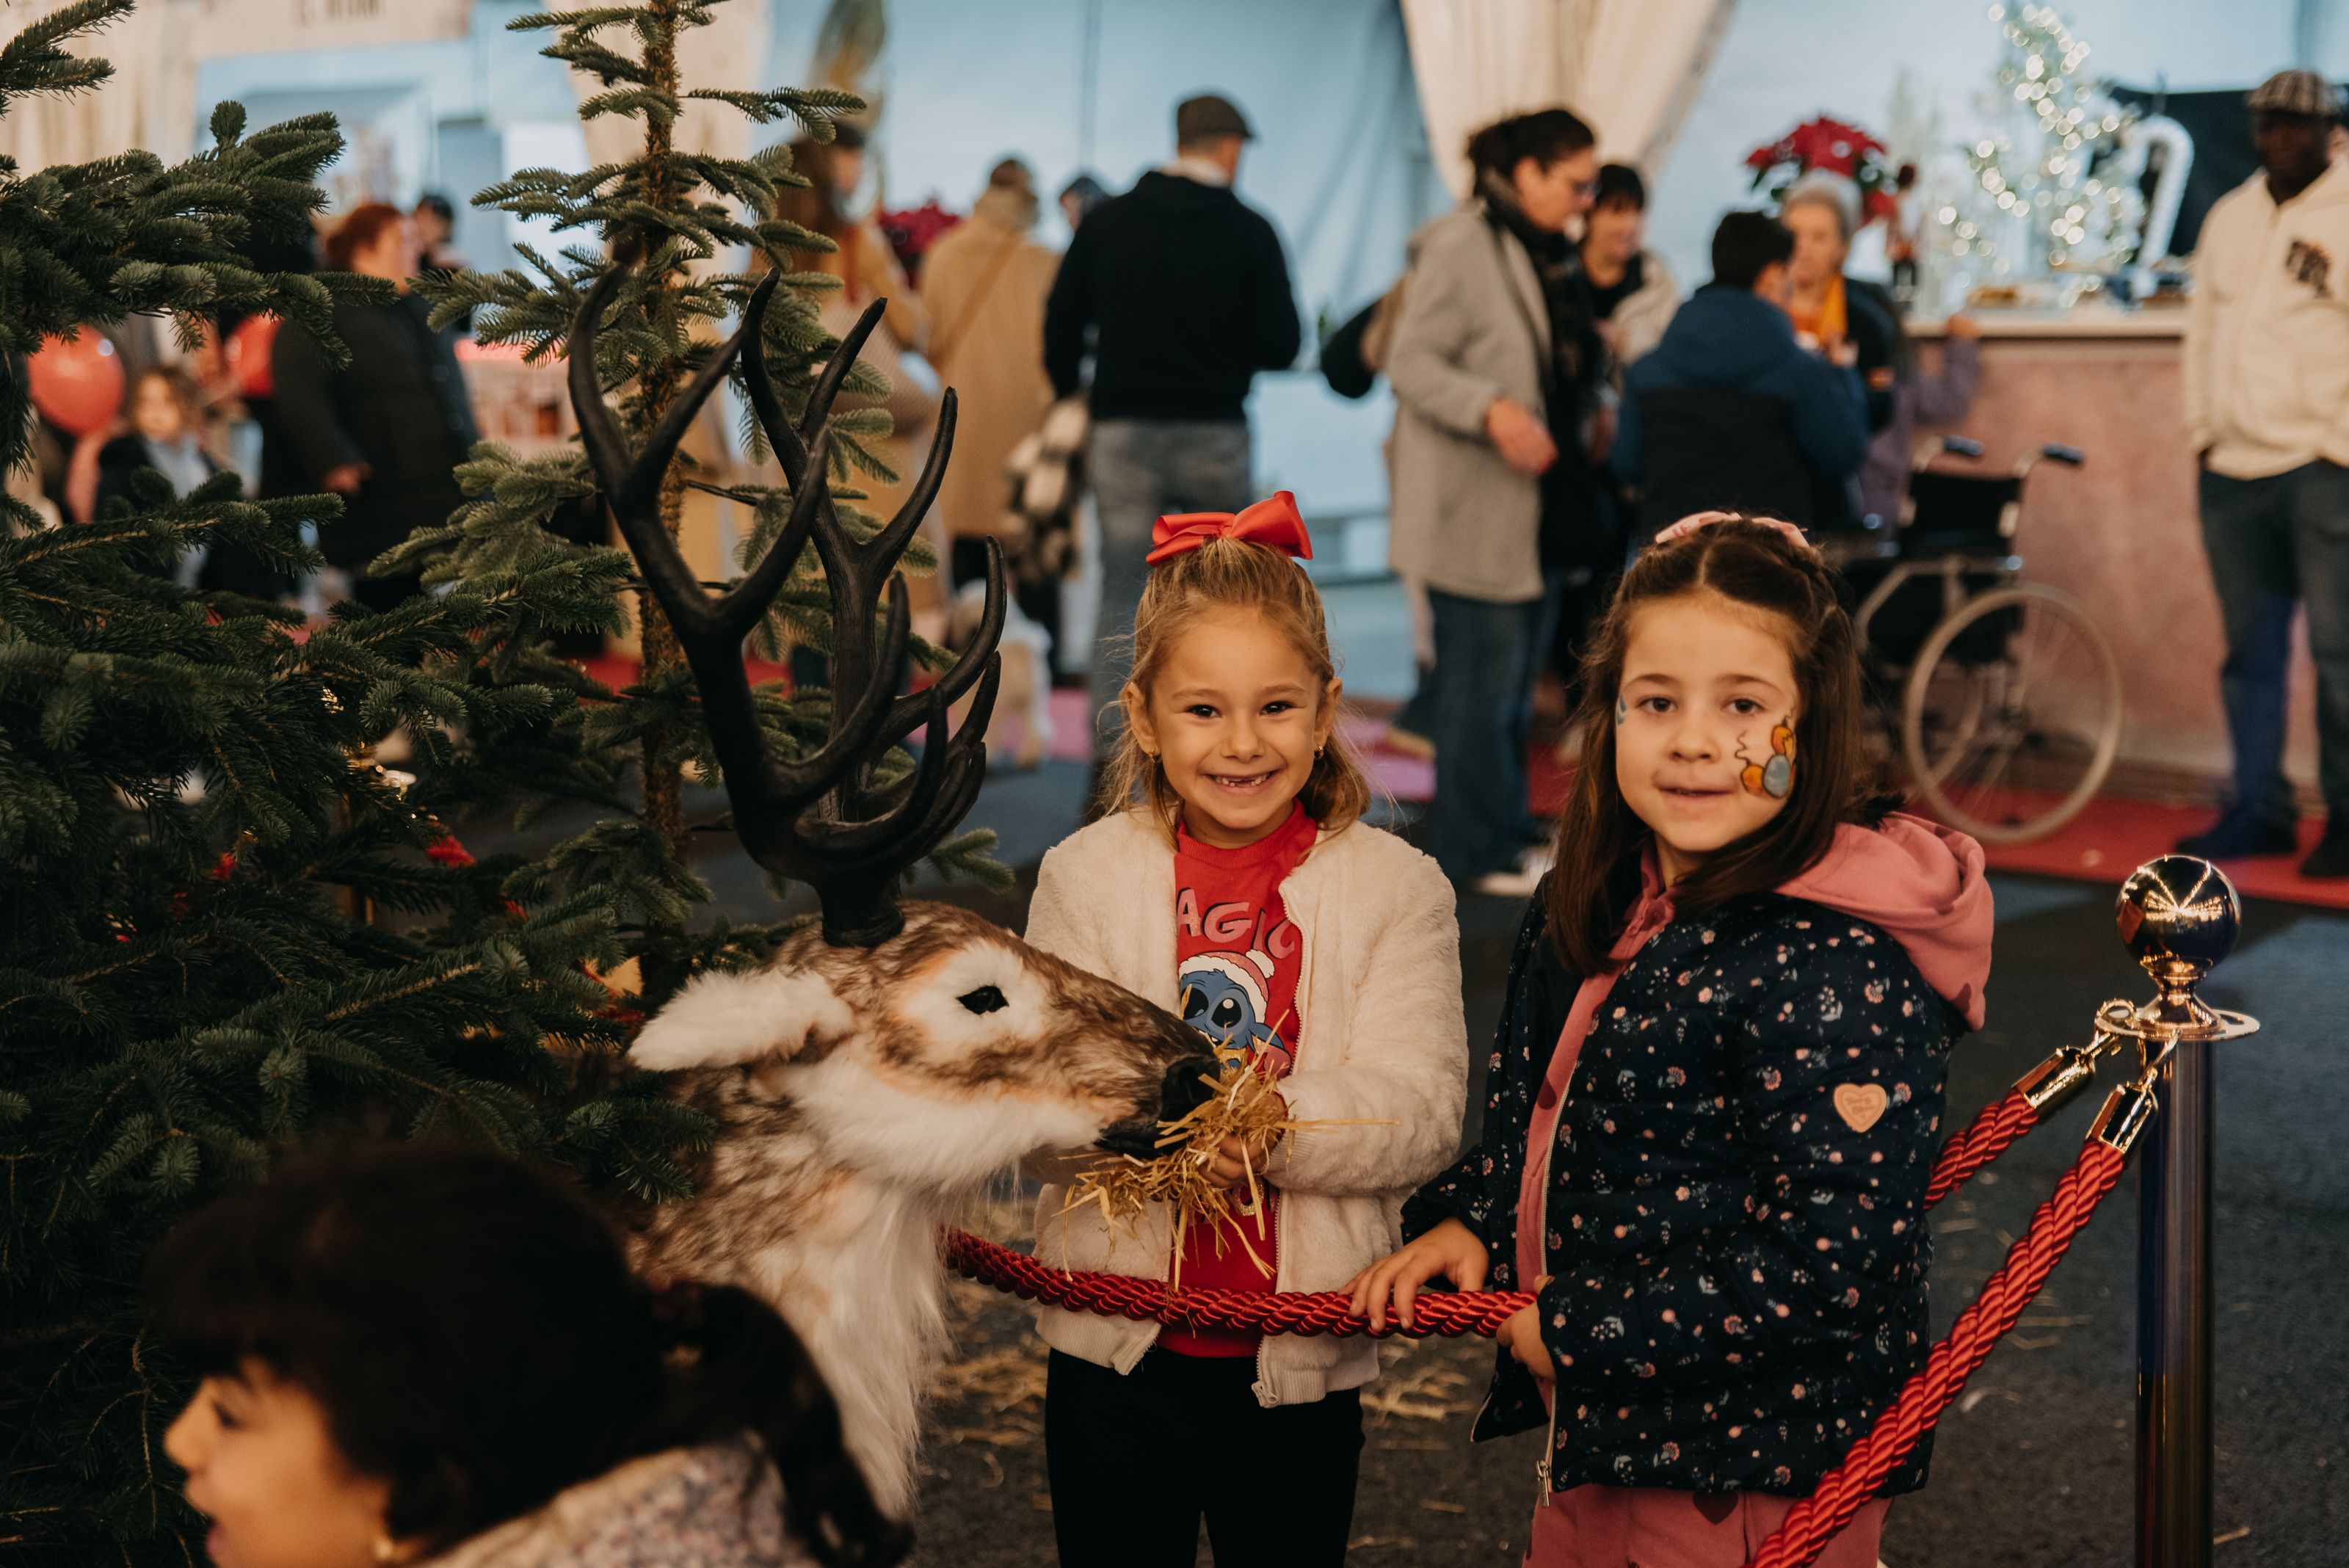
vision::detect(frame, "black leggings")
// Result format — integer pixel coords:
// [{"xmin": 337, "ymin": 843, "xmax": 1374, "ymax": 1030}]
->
[{"xmin": 1044, "ymin": 1349, "xmax": 1364, "ymax": 1568}]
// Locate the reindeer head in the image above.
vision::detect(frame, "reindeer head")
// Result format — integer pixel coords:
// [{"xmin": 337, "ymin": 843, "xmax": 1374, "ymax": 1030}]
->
[{"xmin": 629, "ymin": 904, "xmax": 1207, "ymax": 1190}]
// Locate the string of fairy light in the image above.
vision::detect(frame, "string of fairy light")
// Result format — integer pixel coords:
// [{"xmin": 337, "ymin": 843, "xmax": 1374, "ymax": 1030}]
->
[{"xmin": 1950, "ymin": 3, "xmax": 2139, "ymax": 271}]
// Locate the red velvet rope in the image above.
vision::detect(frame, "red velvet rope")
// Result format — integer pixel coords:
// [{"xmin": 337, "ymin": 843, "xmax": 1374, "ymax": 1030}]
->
[
  {"xmin": 941, "ymin": 1228, "xmax": 1533, "ymax": 1339},
  {"xmin": 946, "ymin": 1088, "xmax": 2045, "ymax": 1343},
  {"xmin": 1739, "ymin": 1138, "xmax": 2129, "ymax": 1568},
  {"xmin": 948, "ymin": 1095, "xmax": 2116, "ymax": 1568},
  {"xmin": 1925, "ymin": 1086, "xmax": 2039, "ymax": 1210}
]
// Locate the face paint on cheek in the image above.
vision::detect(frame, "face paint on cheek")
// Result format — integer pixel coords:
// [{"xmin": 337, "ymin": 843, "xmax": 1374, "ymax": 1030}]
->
[
  {"xmin": 1737, "ymin": 719, "xmax": 1798, "ymax": 799},
  {"xmin": 1615, "ymin": 695, "xmax": 1628, "ymax": 727}
]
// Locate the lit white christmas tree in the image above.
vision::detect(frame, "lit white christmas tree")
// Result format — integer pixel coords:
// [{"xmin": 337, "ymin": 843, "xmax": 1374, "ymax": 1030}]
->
[{"xmin": 1941, "ymin": 3, "xmax": 2143, "ymax": 283}]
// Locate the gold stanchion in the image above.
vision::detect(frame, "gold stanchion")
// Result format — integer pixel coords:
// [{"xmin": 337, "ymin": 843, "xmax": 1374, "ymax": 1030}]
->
[{"xmin": 2101, "ymin": 857, "xmax": 2258, "ymax": 1568}]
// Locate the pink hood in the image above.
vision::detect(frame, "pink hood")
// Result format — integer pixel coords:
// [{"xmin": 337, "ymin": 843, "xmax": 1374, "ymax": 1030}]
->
[{"xmin": 1778, "ymin": 813, "xmax": 1993, "ymax": 1029}]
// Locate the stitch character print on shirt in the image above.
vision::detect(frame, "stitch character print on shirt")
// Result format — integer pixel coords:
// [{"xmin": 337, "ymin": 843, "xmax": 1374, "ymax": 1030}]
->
[
  {"xmin": 2287, "ymin": 238, "xmax": 2334, "ymax": 298},
  {"xmin": 1177, "ymin": 948, "xmax": 1294, "ymax": 1075},
  {"xmin": 1737, "ymin": 719, "xmax": 1797, "ymax": 799}
]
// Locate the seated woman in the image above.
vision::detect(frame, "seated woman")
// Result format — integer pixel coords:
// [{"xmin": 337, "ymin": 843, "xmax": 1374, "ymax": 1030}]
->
[
  {"xmin": 151, "ymin": 1142, "xmax": 905, "ymax": 1568},
  {"xmin": 1779, "ymin": 175, "xmax": 1898, "ymax": 433}
]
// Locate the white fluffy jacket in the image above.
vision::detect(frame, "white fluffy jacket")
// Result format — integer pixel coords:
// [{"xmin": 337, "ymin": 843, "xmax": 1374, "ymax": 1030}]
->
[
  {"xmin": 1022, "ymin": 810, "xmax": 1467, "ymax": 1405},
  {"xmin": 2187, "ymin": 161, "xmax": 2349, "ymax": 478}
]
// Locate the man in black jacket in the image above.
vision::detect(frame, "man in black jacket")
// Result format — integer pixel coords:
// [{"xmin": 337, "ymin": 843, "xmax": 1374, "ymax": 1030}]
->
[
  {"xmin": 1616, "ymin": 213, "xmax": 1868, "ymax": 542},
  {"xmin": 1044, "ymin": 92, "xmax": 1302, "ymax": 763}
]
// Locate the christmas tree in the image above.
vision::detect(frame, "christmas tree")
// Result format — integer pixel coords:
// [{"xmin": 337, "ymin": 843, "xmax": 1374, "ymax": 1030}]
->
[
  {"xmin": 404, "ymin": 0, "xmax": 1006, "ymax": 1007},
  {"xmin": 1950, "ymin": 3, "xmax": 2143, "ymax": 277},
  {"xmin": 1, "ymin": 6, "xmax": 702, "ymax": 1556}
]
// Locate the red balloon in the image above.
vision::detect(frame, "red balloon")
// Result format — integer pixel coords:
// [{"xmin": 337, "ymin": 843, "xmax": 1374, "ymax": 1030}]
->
[
  {"xmin": 227, "ymin": 313, "xmax": 278, "ymax": 399},
  {"xmin": 28, "ymin": 333, "xmax": 126, "ymax": 438}
]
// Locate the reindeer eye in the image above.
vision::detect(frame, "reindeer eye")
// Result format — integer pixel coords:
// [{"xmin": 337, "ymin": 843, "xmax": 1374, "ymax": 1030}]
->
[{"xmin": 956, "ymin": 984, "xmax": 1009, "ymax": 1015}]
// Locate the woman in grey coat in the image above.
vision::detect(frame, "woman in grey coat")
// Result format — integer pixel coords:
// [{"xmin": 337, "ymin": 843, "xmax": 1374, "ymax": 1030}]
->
[{"xmin": 1387, "ymin": 107, "xmax": 1603, "ymax": 895}]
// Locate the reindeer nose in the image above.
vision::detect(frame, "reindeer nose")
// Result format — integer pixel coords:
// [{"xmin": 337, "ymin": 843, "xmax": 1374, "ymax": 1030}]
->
[
  {"xmin": 1093, "ymin": 1052, "xmax": 1223, "ymax": 1157},
  {"xmin": 1155, "ymin": 1053, "xmax": 1224, "ymax": 1124}
]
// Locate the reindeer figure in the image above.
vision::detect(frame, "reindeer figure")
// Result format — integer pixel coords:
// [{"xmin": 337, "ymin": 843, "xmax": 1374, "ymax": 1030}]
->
[{"xmin": 569, "ymin": 271, "xmax": 1216, "ymax": 1517}]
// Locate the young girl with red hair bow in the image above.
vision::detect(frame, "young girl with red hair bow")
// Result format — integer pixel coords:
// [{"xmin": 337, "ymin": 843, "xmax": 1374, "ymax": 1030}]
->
[{"xmin": 1022, "ymin": 496, "xmax": 1467, "ymax": 1568}]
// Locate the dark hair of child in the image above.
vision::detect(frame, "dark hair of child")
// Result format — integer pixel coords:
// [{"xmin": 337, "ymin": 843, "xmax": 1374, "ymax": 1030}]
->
[
  {"xmin": 129, "ymin": 364, "xmax": 204, "ymax": 427},
  {"xmin": 1711, "ymin": 209, "xmax": 1796, "ymax": 288},
  {"xmin": 1544, "ymin": 518, "xmax": 1892, "ymax": 974},
  {"xmin": 149, "ymin": 1141, "xmax": 908, "ymax": 1568},
  {"xmin": 1593, "ymin": 161, "xmax": 1647, "ymax": 211}
]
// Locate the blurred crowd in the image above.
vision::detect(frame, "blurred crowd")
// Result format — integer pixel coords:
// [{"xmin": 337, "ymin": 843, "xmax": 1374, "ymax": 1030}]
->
[{"xmin": 3, "ymin": 90, "xmax": 1988, "ymax": 890}]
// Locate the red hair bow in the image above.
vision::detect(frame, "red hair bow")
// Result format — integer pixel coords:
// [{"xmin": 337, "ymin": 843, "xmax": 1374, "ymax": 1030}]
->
[{"xmin": 1145, "ymin": 491, "xmax": 1314, "ymax": 566}]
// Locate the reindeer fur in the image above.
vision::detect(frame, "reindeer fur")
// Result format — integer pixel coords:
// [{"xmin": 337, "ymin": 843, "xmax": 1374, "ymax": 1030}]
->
[{"xmin": 626, "ymin": 902, "xmax": 1203, "ymax": 1517}]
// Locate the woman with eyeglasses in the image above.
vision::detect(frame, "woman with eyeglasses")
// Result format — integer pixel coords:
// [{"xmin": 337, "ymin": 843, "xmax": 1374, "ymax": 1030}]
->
[{"xmin": 1387, "ymin": 106, "xmax": 1609, "ymax": 899}]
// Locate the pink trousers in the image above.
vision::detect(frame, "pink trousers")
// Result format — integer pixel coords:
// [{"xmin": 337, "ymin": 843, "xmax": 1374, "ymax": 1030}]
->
[{"xmin": 1526, "ymin": 1484, "xmax": 1889, "ymax": 1568}]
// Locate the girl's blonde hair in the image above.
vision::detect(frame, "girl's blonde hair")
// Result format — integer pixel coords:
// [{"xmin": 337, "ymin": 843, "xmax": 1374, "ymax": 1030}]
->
[{"xmin": 1103, "ymin": 536, "xmax": 1371, "ymax": 838}]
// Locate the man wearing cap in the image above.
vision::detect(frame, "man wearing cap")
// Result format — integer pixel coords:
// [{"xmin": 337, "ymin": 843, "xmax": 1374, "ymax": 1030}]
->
[
  {"xmin": 2182, "ymin": 69, "xmax": 2349, "ymax": 876},
  {"xmin": 1045, "ymin": 92, "xmax": 1303, "ymax": 776}
]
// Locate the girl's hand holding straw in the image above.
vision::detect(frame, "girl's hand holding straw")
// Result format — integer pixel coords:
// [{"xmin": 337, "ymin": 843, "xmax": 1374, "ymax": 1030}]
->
[{"xmin": 1204, "ymin": 1126, "xmax": 1279, "ymax": 1190}]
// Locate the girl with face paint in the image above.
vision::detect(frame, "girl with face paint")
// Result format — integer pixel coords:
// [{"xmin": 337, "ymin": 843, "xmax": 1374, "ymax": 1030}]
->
[{"xmin": 1351, "ymin": 514, "xmax": 1997, "ymax": 1568}]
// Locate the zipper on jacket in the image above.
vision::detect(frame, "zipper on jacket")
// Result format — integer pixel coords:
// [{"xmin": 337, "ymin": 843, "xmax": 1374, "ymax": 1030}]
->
[
  {"xmin": 1531, "ymin": 1124, "xmax": 1559, "ymax": 1505},
  {"xmin": 1252, "ymin": 878, "xmax": 1313, "ymax": 1409},
  {"xmin": 2226, "ymin": 197, "xmax": 2287, "ymax": 448},
  {"xmin": 1251, "ymin": 1189, "xmax": 1284, "ymax": 1408}
]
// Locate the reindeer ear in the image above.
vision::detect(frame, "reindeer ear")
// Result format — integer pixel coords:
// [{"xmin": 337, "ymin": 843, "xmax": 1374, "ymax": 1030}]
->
[{"xmin": 628, "ymin": 966, "xmax": 855, "ymax": 1072}]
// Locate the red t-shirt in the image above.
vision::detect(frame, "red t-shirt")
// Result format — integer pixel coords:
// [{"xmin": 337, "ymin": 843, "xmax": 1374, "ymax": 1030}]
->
[{"xmin": 1159, "ymin": 803, "xmax": 1317, "ymax": 1357}]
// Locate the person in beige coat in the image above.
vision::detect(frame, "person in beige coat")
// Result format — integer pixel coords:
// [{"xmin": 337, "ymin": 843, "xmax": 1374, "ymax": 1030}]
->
[
  {"xmin": 920, "ymin": 159, "xmax": 1061, "ymax": 594},
  {"xmin": 774, "ymin": 130, "xmax": 943, "ymax": 621}
]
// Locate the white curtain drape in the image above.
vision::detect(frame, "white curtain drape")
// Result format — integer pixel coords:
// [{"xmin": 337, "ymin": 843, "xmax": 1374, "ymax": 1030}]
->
[
  {"xmin": 554, "ymin": 0, "xmax": 769, "ymax": 170},
  {"xmin": 1400, "ymin": 0, "xmax": 1739, "ymax": 197},
  {"xmin": 0, "ymin": 0, "xmax": 200, "ymax": 167}
]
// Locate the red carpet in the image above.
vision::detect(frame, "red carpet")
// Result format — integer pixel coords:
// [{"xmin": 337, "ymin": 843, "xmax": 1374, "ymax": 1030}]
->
[
  {"xmin": 580, "ymin": 653, "xmax": 789, "ymax": 690},
  {"xmin": 1966, "ymin": 796, "xmax": 2349, "ymax": 910}
]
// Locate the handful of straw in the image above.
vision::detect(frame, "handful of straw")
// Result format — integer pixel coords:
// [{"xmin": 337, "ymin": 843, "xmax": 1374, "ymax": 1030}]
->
[{"xmin": 1066, "ymin": 1060, "xmax": 1393, "ymax": 1288}]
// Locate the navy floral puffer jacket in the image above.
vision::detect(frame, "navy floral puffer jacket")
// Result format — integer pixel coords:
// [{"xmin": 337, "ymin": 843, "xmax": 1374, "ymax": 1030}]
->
[{"xmin": 1402, "ymin": 882, "xmax": 1963, "ymax": 1498}]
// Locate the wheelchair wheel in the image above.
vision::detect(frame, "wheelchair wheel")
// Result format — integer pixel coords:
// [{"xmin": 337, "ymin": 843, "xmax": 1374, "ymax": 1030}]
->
[{"xmin": 1900, "ymin": 582, "xmax": 2122, "ymax": 844}]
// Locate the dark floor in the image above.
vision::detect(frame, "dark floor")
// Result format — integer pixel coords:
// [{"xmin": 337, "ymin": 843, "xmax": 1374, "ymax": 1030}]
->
[{"xmin": 661, "ymin": 758, "xmax": 2348, "ymax": 1567}]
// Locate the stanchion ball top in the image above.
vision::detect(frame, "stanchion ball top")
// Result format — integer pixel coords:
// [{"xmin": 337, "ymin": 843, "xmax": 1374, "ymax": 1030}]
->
[{"xmin": 2115, "ymin": 855, "xmax": 2242, "ymax": 977}]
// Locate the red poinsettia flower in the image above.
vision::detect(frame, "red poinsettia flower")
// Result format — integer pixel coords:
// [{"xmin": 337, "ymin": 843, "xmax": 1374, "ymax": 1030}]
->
[
  {"xmin": 1744, "ymin": 115, "xmax": 1898, "ymax": 218},
  {"xmin": 876, "ymin": 198, "xmax": 963, "ymax": 272}
]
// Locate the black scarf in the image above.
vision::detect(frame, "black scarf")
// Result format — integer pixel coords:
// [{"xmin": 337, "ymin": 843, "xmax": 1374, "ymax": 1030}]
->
[
  {"xmin": 1478, "ymin": 170, "xmax": 1605, "ymax": 423},
  {"xmin": 1479, "ymin": 172, "xmax": 1615, "ymax": 567}
]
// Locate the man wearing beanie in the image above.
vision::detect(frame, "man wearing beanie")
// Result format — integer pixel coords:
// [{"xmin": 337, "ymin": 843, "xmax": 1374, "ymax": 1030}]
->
[
  {"xmin": 1044, "ymin": 93, "xmax": 1302, "ymax": 784},
  {"xmin": 2182, "ymin": 69, "xmax": 2349, "ymax": 875}
]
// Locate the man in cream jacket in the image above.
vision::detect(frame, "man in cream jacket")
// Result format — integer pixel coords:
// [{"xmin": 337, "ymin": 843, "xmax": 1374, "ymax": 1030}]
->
[{"xmin": 2183, "ymin": 70, "xmax": 2349, "ymax": 876}]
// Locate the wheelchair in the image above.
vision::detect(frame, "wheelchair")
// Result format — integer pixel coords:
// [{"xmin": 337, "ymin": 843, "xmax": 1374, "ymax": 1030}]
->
[{"xmin": 1826, "ymin": 437, "xmax": 2124, "ymax": 844}]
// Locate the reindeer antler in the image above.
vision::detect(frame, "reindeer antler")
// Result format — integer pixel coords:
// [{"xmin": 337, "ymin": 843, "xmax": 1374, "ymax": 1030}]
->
[{"xmin": 570, "ymin": 267, "xmax": 1005, "ymax": 946}]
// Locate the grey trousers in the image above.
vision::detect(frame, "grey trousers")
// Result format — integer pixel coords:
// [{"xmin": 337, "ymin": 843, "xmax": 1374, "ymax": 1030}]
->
[{"xmin": 1083, "ymin": 418, "xmax": 1254, "ymax": 755}]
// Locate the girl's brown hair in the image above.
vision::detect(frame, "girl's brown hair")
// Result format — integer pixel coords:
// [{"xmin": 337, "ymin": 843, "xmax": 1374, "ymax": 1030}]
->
[
  {"xmin": 1545, "ymin": 518, "xmax": 1891, "ymax": 974},
  {"xmin": 128, "ymin": 365, "xmax": 203, "ymax": 428},
  {"xmin": 1103, "ymin": 537, "xmax": 1371, "ymax": 839},
  {"xmin": 322, "ymin": 202, "xmax": 406, "ymax": 271},
  {"xmin": 774, "ymin": 135, "xmax": 860, "ymax": 253}
]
